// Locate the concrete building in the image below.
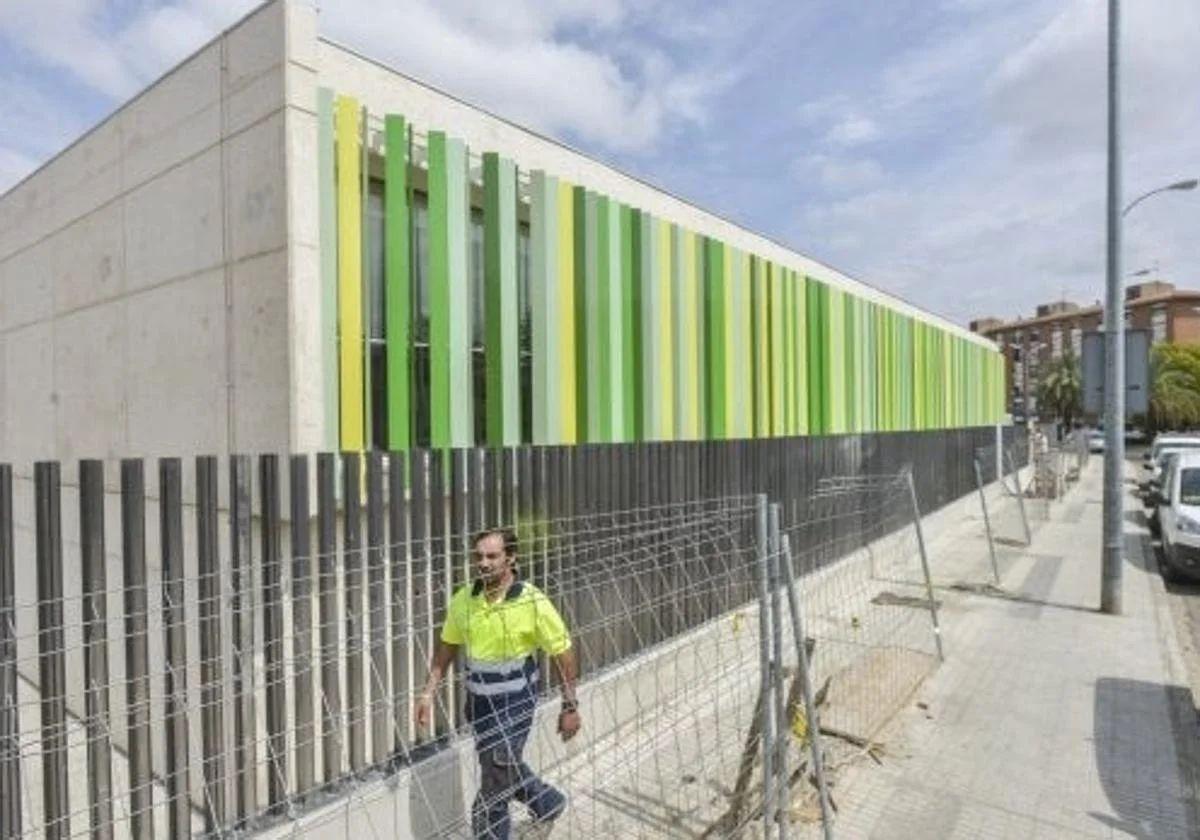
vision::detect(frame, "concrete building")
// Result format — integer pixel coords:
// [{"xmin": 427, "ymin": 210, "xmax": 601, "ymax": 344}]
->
[
  {"xmin": 0, "ymin": 0, "xmax": 1004, "ymax": 466},
  {"xmin": 971, "ymin": 280, "xmax": 1200, "ymax": 418}
]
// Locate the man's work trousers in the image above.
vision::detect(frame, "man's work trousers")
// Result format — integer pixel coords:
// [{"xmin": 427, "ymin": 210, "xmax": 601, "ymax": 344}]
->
[{"xmin": 468, "ymin": 688, "xmax": 565, "ymax": 839}]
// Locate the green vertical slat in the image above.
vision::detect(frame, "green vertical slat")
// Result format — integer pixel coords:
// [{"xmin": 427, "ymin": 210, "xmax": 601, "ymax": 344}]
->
[
  {"xmin": 845, "ymin": 295, "xmax": 857, "ymax": 432},
  {"xmin": 384, "ymin": 115, "xmax": 410, "ymax": 449},
  {"xmin": 625, "ymin": 208, "xmax": 643, "ymax": 440},
  {"xmin": 783, "ymin": 268, "xmax": 795, "ymax": 435},
  {"xmin": 671, "ymin": 226, "xmax": 690, "ymax": 439},
  {"xmin": 750, "ymin": 258, "xmax": 766, "ymax": 437},
  {"xmin": 573, "ymin": 187, "xmax": 589, "ymax": 442},
  {"xmin": 428, "ymin": 132, "xmax": 472, "ymax": 448},
  {"xmin": 796, "ymin": 272, "xmax": 806, "ymax": 436},
  {"xmin": 694, "ymin": 235, "xmax": 708, "ymax": 439},
  {"xmin": 704, "ymin": 238, "xmax": 727, "ymax": 439},
  {"xmin": 639, "ymin": 211, "xmax": 657, "ymax": 438},
  {"xmin": 805, "ymin": 278, "xmax": 821, "ymax": 434},
  {"xmin": 582, "ymin": 191, "xmax": 602, "ymax": 443},
  {"xmin": 730, "ymin": 250, "xmax": 752, "ymax": 438},
  {"xmin": 592, "ymin": 194, "xmax": 614, "ymax": 444},
  {"xmin": 484, "ymin": 152, "xmax": 519, "ymax": 447},
  {"xmin": 317, "ymin": 88, "xmax": 338, "ymax": 450},
  {"xmin": 769, "ymin": 264, "xmax": 784, "ymax": 437},
  {"xmin": 531, "ymin": 171, "xmax": 557, "ymax": 444}
]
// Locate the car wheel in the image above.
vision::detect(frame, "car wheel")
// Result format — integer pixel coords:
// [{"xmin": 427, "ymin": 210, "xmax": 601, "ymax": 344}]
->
[{"xmin": 1161, "ymin": 554, "xmax": 1181, "ymax": 583}]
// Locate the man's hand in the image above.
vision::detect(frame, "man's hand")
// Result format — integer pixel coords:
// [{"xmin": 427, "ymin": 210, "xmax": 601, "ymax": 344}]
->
[
  {"xmin": 414, "ymin": 692, "xmax": 434, "ymax": 731},
  {"xmin": 557, "ymin": 708, "xmax": 581, "ymax": 742}
]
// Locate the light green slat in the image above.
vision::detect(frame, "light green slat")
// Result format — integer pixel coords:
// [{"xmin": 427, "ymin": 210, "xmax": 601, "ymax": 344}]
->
[
  {"xmin": 795, "ymin": 271, "xmax": 809, "ymax": 436},
  {"xmin": 484, "ymin": 152, "xmax": 519, "ymax": 447},
  {"xmin": 621, "ymin": 206, "xmax": 639, "ymax": 441},
  {"xmin": 427, "ymin": 131, "xmax": 472, "ymax": 448},
  {"xmin": 599, "ymin": 197, "xmax": 624, "ymax": 441},
  {"xmin": 582, "ymin": 191, "xmax": 601, "ymax": 443},
  {"xmin": 317, "ymin": 88, "xmax": 338, "ymax": 450},
  {"xmin": 729, "ymin": 249, "xmax": 751, "ymax": 438},
  {"xmin": 384, "ymin": 114, "xmax": 410, "ymax": 450},
  {"xmin": 640, "ymin": 211, "xmax": 658, "ymax": 438},
  {"xmin": 672, "ymin": 226, "xmax": 694, "ymax": 439},
  {"xmin": 704, "ymin": 238, "xmax": 727, "ymax": 439},
  {"xmin": 574, "ymin": 186, "xmax": 590, "ymax": 441},
  {"xmin": 770, "ymin": 265, "xmax": 784, "ymax": 436},
  {"xmin": 531, "ymin": 171, "xmax": 558, "ymax": 444},
  {"xmin": 751, "ymin": 258, "xmax": 768, "ymax": 438},
  {"xmin": 361, "ymin": 105, "xmax": 372, "ymax": 449}
]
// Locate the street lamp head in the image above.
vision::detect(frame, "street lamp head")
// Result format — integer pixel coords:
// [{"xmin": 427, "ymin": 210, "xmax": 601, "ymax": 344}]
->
[{"xmin": 1169, "ymin": 178, "xmax": 1198, "ymax": 191}]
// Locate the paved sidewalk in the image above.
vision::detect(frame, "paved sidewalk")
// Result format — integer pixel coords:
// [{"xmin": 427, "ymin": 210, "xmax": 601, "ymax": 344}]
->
[{"xmin": 812, "ymin": 461, "xmax": 1200, "ymax": 839}]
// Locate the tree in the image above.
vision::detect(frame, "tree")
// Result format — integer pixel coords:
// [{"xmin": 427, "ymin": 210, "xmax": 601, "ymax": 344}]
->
[
  {"xmin": 1151, "ymin": 343, "xmax": 1200, "ymax": 431},
  {"xmin": 1035, "ymin": 351, "xmax": 1082, "ymax": 428}
]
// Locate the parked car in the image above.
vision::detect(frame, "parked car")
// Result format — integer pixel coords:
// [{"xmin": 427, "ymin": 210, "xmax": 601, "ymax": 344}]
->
[
  {"xmin": 1086, "ymin": 430, "xmax": 1105, "ymax": 453},
  {"xmin": 1148, "ymin": 452, "xmax": 1180, "ymax": 536},
  {"xmin": 1142, "ymin": 434, "xmax": 1200, "ymax": 504},
  {"xmin": 1154, "ymin": 450, "xmax": 1200, "ymax": 582}
]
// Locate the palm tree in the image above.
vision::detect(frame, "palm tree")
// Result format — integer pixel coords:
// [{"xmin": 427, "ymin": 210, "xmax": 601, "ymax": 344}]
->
[
  {"xmin": 1151, "ymin": 343, "xmax": 1200, "ymax": 430},
  {"xmin": 1035, "ymin": 351, "xmax": 1082, "ymax": 428}
]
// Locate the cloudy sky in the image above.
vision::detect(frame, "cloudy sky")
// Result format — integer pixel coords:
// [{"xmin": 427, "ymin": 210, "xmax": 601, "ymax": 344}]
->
[{"xmin": 1, "ymin": 0, "xmax": 1196, "ymax": 326}]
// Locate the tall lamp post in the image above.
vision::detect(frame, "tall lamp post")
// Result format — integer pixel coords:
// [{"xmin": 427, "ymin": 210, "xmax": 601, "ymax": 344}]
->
[{"xmin": 1100, "ymin": 0, "xmax": 1196, "ymax": 615}]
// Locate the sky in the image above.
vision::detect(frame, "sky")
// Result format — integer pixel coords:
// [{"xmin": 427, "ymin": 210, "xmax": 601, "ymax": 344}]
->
[{"xmin": 0, "ymin": 0, "xmax": 1197, "ymax": 327}]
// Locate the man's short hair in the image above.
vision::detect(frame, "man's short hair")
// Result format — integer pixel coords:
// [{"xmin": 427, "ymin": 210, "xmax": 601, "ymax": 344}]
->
[{"xmin": 472, "ymin": 527, "xmax": 519, "ymax": 558}]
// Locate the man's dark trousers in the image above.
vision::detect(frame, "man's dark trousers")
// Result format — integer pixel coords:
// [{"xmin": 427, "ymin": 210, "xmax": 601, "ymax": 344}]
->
[{"xmin": 468, "ymin": 688, "xmax": 566, "ymax": 839}]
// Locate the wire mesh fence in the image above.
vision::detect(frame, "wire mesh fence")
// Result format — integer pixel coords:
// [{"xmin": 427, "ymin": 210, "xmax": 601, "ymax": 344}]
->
[{"xmin": 0, "ymin": 429, "xmax": 1012, "ymax": 840}]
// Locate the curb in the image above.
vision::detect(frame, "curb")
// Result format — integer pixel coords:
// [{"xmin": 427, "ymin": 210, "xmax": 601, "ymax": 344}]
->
[{"xmin": 1131, "ymin": 517, "xmax": 1200, "ymax": 833}]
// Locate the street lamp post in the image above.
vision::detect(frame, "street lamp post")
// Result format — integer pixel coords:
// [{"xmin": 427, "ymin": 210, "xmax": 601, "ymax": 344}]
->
[
  {"xmin": 1100, "ymin": 0, "xmax": 1124, "ymax": 615},
  {"xmin": 1123, "ymin": 179, "xmax": 1198, "ymax": 218},
  {"xmin": 1100, "ymin": 0, "xmax": 1195, "ymax": 614}
]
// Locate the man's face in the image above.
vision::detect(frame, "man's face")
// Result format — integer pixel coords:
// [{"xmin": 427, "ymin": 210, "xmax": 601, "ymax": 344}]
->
[{"xmin": 473, "ymin": 533, "xmax": 510, "ymax": 585}]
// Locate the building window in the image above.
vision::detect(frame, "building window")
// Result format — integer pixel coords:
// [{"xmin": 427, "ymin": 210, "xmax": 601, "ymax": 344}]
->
[
  {"xmin": 1152, "ymin": 306, "xmax": 1167, "ymax": 344},
  {"xmin": 364, "ymin": 183, "xmax": 389, "ymax": 448},
  {"xmin": 1051, "ymin": 327, "xmax": 1062, "ymax": 359},
  {"xmin": 1071, "ymin": 326, "xmax": 1082, "ymax": 357}
]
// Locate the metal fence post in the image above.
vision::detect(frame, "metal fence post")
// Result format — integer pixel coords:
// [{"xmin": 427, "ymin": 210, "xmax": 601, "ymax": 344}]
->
[
  {"xmin": 1005, "ymin": 448, "xmax": 1032, "ymax": 545},
  {"xmin": 388, "ymin": 450, "xmax": 410, "ymax": 754},
  {"xmin": 229, "ymin": 454, "xmax": 258, "ymax": 819},
  {"xmin": 35, "ymin": 462, "xmax": 70, "ymax": 840},
  {"xmin": 0, "ymin": 464, "xmax": 18, "ymax": 840},
  {"xmin": 259, "ymin": 454, "xmax": 288, "ymax": 810},
  {"xmin": 973, "ymin": 456, "xmax": 1000, "ymax": 584},
  {"xmin": 904, "ymin": 469, "xmax": 944, "ymax": 662},
  {"xmin": 779, "ymin": 534, "xmax": 834, "ymax": 840},
  {"xmin": 290, "ymin": 455, "xmax": 315, "ymax": 797},
  {"xmin": 767, "ymin": 504, "xmax": 789, "ymax": 839},
  {"xmin": 120, "ymin": 460, "xmax": 153, "ymax": 840},
  {"xmin": 342, "ymin": 451, "xmax": 366, "ymax": 770},
  {"xmin": 80, "ymin": 460, "xmax": 114, "ymax": 840},
  {"xmin": 366, "ymin": 452, "xmax": 389, "ymax": 765},
  {"xmin": 316, "ymin": 452, "xmax": 343, "ymax": 782},
  {"xmin": 196, "ymin": 456, "xmax": 227, "ymax": 832},
  {"xmin": 754, "ymin": 493, "xmax": 776, "ymax": 840},
  {"xmin": 159, "ymin": 458, "xmax": 191, "ymax": 840}
]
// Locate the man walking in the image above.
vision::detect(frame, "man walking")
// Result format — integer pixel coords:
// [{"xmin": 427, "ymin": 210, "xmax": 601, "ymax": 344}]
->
[{"xmin": 415, "ymin": 528, "xmax": 581, "ymax": 839}]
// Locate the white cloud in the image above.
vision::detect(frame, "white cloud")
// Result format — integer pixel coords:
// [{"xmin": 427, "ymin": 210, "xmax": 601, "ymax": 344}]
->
[
  {"xmin": 793, "ymin": 0, "xmax": 1200, "ymax": 326},
  {"xmin": 796, "ymin": 154, "xmax": 883, "ymax": 191},
  {"xmin": 825, "ymin": 115, "xmax": 878, "ymax": 147},
  {"xmin": 0, "ymin": 0, "xmax": 728, "ymax": 166},
  {"xmin": 320, "ymin": 0, "xmax": 727, "ymax": 153}
]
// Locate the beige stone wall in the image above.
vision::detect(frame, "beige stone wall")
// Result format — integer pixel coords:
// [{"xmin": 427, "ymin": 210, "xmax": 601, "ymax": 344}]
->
[{"xmin": 0, "ymin": 0, "xmax": 308, "ymax": 466}]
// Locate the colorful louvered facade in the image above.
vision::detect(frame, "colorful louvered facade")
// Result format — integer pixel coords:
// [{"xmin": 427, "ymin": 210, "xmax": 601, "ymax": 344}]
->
[{"xmin": 320, "ymin": 91, "xmax": 1005, "ymax": 451}]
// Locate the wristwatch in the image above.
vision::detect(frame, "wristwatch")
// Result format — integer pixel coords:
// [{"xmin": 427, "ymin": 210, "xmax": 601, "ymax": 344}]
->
[{"xmin": 561, "ymin": 699, "xmax": 579, "ymax": 714}]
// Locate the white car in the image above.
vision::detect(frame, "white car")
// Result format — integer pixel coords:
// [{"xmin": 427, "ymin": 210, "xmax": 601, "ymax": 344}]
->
[
  {"xmin": 1142, "ymin": 435, "xmax": 1200, "ymax": 504},
  {"xmin": 1086, "ymin": 430, "xmax": 1105, "ymax": 453},
  {"xmin": 1156, "ymin": 450, "xmax": 1200, "ymax": 582}
]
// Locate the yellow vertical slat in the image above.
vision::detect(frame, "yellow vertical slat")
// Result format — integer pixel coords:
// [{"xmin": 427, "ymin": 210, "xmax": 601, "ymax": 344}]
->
[{"xmin": 335, "ymin": 96, "xmax": 363, "ymax": 450}]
